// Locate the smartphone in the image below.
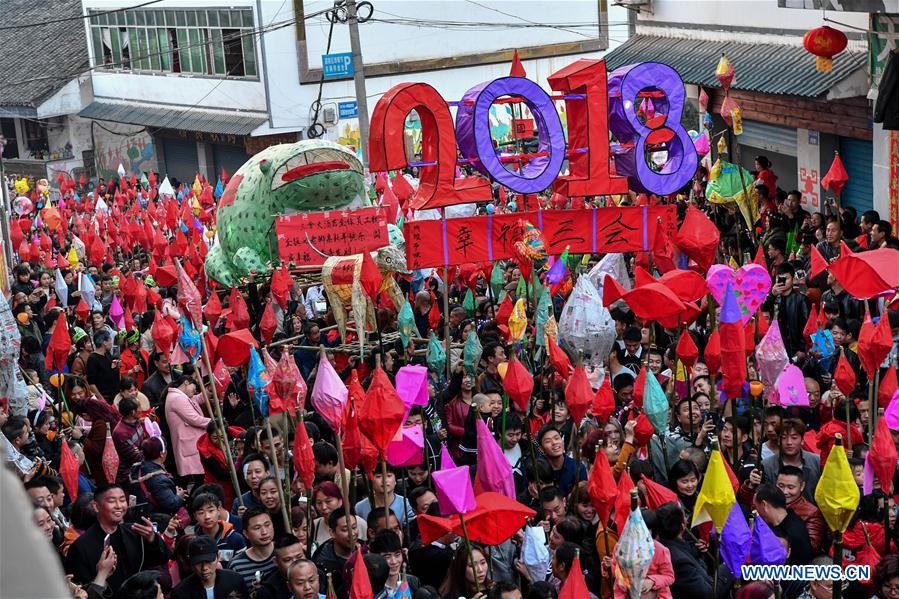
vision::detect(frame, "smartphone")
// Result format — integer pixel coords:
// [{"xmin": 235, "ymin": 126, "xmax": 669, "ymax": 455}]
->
[
  {"xmin": 776, "ymin": 275, "xmax": 787, "ymax": 286},
  {"xmin": 103, "ymin": 533, "xmax": 112, "ymax": 550}
]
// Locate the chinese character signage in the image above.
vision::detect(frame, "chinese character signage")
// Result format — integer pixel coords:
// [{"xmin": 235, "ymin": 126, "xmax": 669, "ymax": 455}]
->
[
  {"xmin": 275, "ymin": 207, "xmax": 388, "ymax": 267},
  {"xmin": 404, "ymin": 206, "xmax": 675, "ymax": 269}
]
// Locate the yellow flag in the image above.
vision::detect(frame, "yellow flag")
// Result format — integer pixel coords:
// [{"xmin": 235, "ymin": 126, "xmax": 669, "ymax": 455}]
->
[
  {"xmin": 66, "ymin": 247, "xmax": 79, "ymax": 269},
  {"xmin": 692, "ymin": 449, "xmax": 736, "ymax": 533},
  {"xmin": 728, "ymin": 256, "xmax": 740, "ymax": 270},
  {"xmin": 814, "ymin": 441, "xmax": 859, "ymax": 533}
]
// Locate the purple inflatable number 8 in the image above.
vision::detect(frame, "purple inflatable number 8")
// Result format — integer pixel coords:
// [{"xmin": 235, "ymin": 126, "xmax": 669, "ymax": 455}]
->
[
  {"xmin": 608, "ymin": 62, "xmax": 697, "ymax": 196},
  {"xmin": 455, "ymin": 77, "xmax": 566, "ymax": 194}
]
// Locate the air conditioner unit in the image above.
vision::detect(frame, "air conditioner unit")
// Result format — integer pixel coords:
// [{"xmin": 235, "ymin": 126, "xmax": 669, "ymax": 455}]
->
[{"xmin": 322, "ymin": 106, "xmax": 338, "ymax": 126}]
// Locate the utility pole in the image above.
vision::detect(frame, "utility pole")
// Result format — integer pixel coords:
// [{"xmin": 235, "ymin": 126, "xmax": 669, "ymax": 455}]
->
[{"xmin": 346, "ymin": 0, "xmax": 370, "ymax": 168}]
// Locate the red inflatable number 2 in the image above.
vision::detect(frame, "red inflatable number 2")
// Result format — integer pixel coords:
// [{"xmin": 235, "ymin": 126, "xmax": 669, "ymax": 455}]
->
[{"xmin": 368, "ymin": 82, "xmax": 491, "ymax": 211}]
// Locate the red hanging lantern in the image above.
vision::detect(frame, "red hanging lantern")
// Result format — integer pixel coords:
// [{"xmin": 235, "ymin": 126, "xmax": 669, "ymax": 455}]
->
[{"xmin": 803, "ymin": 25, "xmax": 848, "ymax": 73}]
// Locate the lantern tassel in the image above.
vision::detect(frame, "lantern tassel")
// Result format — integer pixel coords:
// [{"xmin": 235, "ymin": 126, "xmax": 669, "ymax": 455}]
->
[{"xmin": 816, "ymin": 56, "xmax": 833, "ymax": 73}]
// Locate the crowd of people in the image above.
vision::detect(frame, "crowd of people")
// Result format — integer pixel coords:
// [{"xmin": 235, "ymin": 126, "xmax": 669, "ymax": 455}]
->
[{"xmin": 2, "ymin": 158, "xmax": 899, "ymax": 599}]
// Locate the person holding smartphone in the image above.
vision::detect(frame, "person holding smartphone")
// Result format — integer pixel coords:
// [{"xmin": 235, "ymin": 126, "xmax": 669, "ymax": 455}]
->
[{"xmin": 86, "ymin": 330, "xmax": 121, "ymax": 404}]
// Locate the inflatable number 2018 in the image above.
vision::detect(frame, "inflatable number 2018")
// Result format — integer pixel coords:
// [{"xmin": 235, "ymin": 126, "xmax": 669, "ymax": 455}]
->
[{"xmin": 368, "ymin": 59, "xmax": 697, "ymax": 208}]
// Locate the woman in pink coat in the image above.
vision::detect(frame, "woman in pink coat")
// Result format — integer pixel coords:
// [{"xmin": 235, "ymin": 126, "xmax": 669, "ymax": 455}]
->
[
  {"xmin": 163, "ymin": 373, "xmax": 211, "ymax": 479},
  {"xmin": 611, "ymin": 539, "xmax": 676, "ymax": 599}
]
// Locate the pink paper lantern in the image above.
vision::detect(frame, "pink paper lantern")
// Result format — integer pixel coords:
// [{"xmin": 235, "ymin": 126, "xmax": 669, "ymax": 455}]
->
[
  {"xmin": 395, "ymin": 365, "xmax": 429, "ymax": 412},
  {"xmin": 776, "ymin": 364, "xmax": 809, "ymax": 407},
  {"xmin": 386, "ymin": 425, "xmax": 424, "ymax": 467},
  {"xmin": 433, "ymin": 465, "xmax": 476, "ymax": 515},
  {"xmin": 885, "ymin": 390, "xmax": 899, "ymax": 430}
]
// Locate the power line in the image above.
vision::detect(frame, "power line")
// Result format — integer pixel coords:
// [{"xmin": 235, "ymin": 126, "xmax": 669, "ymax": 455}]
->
[
  {"xmin": 0, "ymin": 0, "xmax": 165, "ymax": 32},
  {"xmin": 463, "ymin": 0, "xmax": 595, "ymax": 39}
]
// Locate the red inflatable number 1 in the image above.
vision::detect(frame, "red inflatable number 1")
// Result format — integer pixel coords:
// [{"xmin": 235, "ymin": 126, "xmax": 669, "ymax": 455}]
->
[
  {"xmin": 368, "ymin": 82, "xmax": 491, "ymax": 211},
  {"xmin": 547, "ymin": 59, "xmax": 628, "ymax": 197}
]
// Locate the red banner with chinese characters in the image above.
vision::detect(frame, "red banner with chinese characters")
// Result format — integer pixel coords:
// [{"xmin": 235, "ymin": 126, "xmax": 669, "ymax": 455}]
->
[
  {"xmin": 275, "ymin": 207, "xmax": 389, "ymax": 267},
  {"xmin": 404, "ymin": 206, "xmax": 676, "ymax": 269},
  {"xmin": 890, "ymin": 131, "xmax": 899, "ymax": 233}
]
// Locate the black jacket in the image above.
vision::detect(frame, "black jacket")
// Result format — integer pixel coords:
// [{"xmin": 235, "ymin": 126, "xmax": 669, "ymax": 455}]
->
[
  {"xmin": 142, "ymin": 371, "xmax": 170, "ymax": 407},
  {"xmin": 311, "ymin": 540, "xmax": 348, "ymax": 598},
  {"xmin": 65, "ymin": 522, "xmax": 170, "ymax": 591},
  {"xmin": 255, "ymin": 568, "xmax": 290, "ymax": 599},
  {"xmin": 875, "ymin": 50, "xmax": 899, "ymax": 130},
  {"xmin": 776, "ymin": 291, "xmax": 811, "ymax": 357},
  {"xmin": 659, "ymin": 537, "xmax": 713, "ymax": 597},
  {"xmin": 170, "ymin": 568, "xmax": 248, "ymax": 599},
  {"xmin": 130, "ymin": 460, "xmax": 184, "ymax": 515}
]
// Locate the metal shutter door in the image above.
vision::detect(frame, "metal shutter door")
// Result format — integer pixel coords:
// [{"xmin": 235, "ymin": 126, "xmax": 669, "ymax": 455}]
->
[
  {"xmin": 738, "ymin": 120, "xmax": 798, "ymax": 157},
  {"xmin": 837, "ymin": 137, "xmax": 873, "ymax": 214},
  {"xmin": 161, "ymin": 138, "xmax": 199, "ymax": 184},
  {"xmin": 212, "ymin": 143, "xmax": 248, "ymax": 179}
]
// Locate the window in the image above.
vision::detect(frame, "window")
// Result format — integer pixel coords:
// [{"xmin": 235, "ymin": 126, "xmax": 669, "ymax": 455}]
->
[{"xmin": 88, "ymin": 7, "xmax": 257, "ymax": 78}]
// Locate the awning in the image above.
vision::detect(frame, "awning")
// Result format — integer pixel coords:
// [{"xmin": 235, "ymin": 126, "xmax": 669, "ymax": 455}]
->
[
  {"xmin": 79, "ymin": 101, "xmax": 268, "ymax": 136},
  {"xmin": 603, "ymin": 34, "xmax": 866, "ymax": 98}
]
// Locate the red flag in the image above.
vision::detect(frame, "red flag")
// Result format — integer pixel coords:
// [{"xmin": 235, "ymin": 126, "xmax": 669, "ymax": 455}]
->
[
  {"xmin": 76, "ymin": 299, "xmax": 90, "ymax": 323},
  {"xmin": 343, "ymin": 373, "xmax": 366, "ymax": 470},
  {"xmin": 633, "ymin": 411, "xmax": 655, "ymax": 447},
  {"xmin": 857, "ymin": 314, "xmax": 892, "ymax": 377},
  {"xmin": 810, "ymin": 244, "xmax": 829, "ymax": 280},
  {"xmin": 547, "ymin": 335, "xmax": 571, "ymax": 380},
  {"xmin": 45, "ymin": 316, "xmax": 72, "ymax": 372},
  {"xmin": 676, "ymin": 331, "xmax": 699, "ymax": 369},
  {"xmin": 176, "ymin": 261, "xmax": 203, "ymax": 327},
  {"xmin": 270, "ymin": 265, "xmax": 292, "ymax": 310},
  {"xmin": 509, "ymin": 49, "xmax": 527, "ymax": 77},
  {"xmin": 427, "ymin": 291, "xmax": 441, "ymax": 331},
  {"xmin": 359, "ymin": 251, "xmax": 382, "ymax": 301},
  {"xmin": 821, "ymin": 153, "xmax": 849, "ymax": 196},
  {"xmin": 641, "ymin": 474, "xmax": 679, "ymax": 509},
  {"xmin": 260, "ymin": 301, "xmax": 277, "ymax": 345},
  {"xmin": 503, "ymin": 356, "xmax": 534, "ymax": 413},
  {"xmin": 869, "ymin": 418, "xmax": 897, "ymax": 495},
  {"xmin": 834, "ymin": 351, "xmax": 857, "ymax": 396},
  {"xmin": 390, "ymin": 173, "xmax": 415, "ymax": 205},
  {"xmin": 212, "ymin": 359, "xmax": 231, "ymax": 396},
  {"xmin": 744, "ymin": 321, "xmax": 756, "ymax": 355},
  {"xmin": 205, "ymin": 291, "xmax": 223, "ymax": 328},
  {"xmin": 151, "ymin": 315, "xmax": 176, "ymax": 355},
  {"xmin": 591, "ymin": 377, "xmax": 615, "ymax": 424},
  {"xmin": 613, "ymin": 470, "xmax": 636, "ymax": 534},
  {"xmin": 59, "ymin": 439, "xmax": 80, "ymax": 501},
  {"xmin": 803, "ymin": 304, "xmax": 819, "ymax": 341},
  {"xmin": 293, "ymin": 419, "xmax": 316, "ymax": 490},
  {"xmin": 588, "ymin": 450, "xmax": 618, "ymax": 524},
  {"xmin": 753, "ymin": 244, "xmax": 766, "ymax": 267},
  {"xmin": 704, "ymin": 330, "xmax": 721, "ymax": 375},
  {"xmin": 228, "ymin": 288, "xmax": 250, "ymax": 331},
  {"xmin": 349, "ymin": 550, "xmax": 374, "ymax": 599},
  {"xmin": 652, "ymin": 217, "xmax": 677, "ymax": 274},
  {"xmin": 495, "ymin": 294, "xmax": 513, "ymax": 330},
  {"xmin": 557, "ymin": 553, "xmax": 589, "ymax": 599},
  {"xmin": 565, "ymin": 364, "xmax": 593, "ymax": 424},
  {"xmin": 632, "ymin": 366, "xmax": 647, "ymax": 410},
  {"xmin": 878, "ymin": 366, "xmax": 897, "ymax": 410}
]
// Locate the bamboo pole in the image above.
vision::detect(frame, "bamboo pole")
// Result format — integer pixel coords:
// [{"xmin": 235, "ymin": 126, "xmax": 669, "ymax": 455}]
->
[
  {"xmin": 264, "ymin": 418, "xmax": 291, "ymax": 532},
  {"xmin": 200, "ymin": 342, "xmax": 245, "ymax": 509}
]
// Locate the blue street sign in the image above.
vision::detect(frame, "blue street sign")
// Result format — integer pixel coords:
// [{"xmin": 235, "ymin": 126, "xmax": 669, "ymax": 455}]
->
[
  {"xmin": 322, "ymin": 52, "xmax": 354, "ymax": 79},
  {"xmin": 338, "ymin": 101, "xmax": 358, "ymax": 119}
]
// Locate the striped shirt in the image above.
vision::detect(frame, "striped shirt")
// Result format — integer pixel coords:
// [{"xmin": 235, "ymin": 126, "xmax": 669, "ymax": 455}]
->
[{"xmin": 227, "ymin": 547, "xmax": 277, "ymax": 588}]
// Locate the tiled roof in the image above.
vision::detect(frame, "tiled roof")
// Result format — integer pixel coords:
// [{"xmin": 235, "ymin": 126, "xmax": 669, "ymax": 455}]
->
[
  {"xmin": 0, "ymin": 0, "xmax": 90, "ymax": 112},
  {"xmin": 80, "ymin": 101, "xmax": 268, "ymax": 135},
  {"xmin": 603, "ymin": 34, "xmax": 866, "ymax": 98}
]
